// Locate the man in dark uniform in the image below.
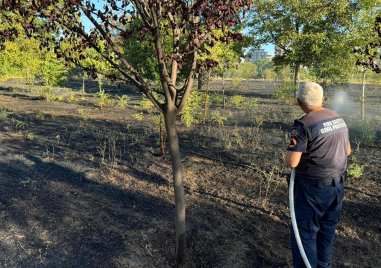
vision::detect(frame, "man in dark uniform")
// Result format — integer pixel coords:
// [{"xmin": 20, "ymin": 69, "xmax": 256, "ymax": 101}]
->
[{"xmin": 285, "ymin": 82, "xmax": 351, "ymax": 268}]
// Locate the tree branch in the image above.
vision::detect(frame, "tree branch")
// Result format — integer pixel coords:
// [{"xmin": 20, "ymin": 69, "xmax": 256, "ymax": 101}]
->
[
  {"xmin": 71, "ymin": 25, "xmax": 143, "ymax": 89},
  {"xmin": 79, "ymin": 5, "xmax": 149, "ymax": 89},
  {"xmin": 149, "ymin": 0, "xmax": 176, "ymax": 105},
  {"xmin": 176, "ymin": 50, "xmax": 198, "ymax": 113},
  {"xmin": 171, "ymin": 15, "xmax": 180, "ymax": 85},
  {"xmin": 132, "ymin": 0, "xmax": 154, "ymax": 31}
]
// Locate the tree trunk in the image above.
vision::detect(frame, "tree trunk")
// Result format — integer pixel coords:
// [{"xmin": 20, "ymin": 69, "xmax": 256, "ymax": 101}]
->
[
  {"xmin": 98, "ymin": 74, "xmax": 102, "ymax": 92},
  {"xmin": 222, "ymin": 73, "xmax": 226, "ymax": 108},
  {"xmin": 198, "ymin": 71, "xmax": 203, "ymax": 91},
  {"xmin": 294, "ymin": 63, "xmax": 301, "ymax": 98},
  {"xmin": 203, "ymin": 70, "xmax": 211, "ymax": 123},
  {"xmin": 361, "ymin": 70, "xmax": 366, "ymax": 120},
  {"xmin": 160, "ymin": 116, "xmax": 165, "ymax": 158},
  {"xmin": 164, "ymin": 111, "xmax": 186, "ymax": 267},
  {"xmin": 82, "ymin": 72, "xmax": 86, "ymax": 95}
]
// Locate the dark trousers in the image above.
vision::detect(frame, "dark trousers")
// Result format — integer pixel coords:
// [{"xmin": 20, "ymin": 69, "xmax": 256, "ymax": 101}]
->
[{"xmin": 291, "ymin": 175, "xmax": 344, "ymax": 268}]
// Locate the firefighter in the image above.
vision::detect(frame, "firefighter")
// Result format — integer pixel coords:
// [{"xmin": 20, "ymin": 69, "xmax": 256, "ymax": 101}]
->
[{"xmin": 285, "ymin": 82, "xmax": 351, "ymax": 268}]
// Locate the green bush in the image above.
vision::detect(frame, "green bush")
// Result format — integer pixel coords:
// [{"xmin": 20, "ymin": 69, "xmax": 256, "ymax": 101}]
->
[
  {"xmin": 209, "ymin": 92, "xmax": 224, "ymax": 104},
  {"xmin": 358, "ymin": 120, "xmax": 376, "ymax": 145},
  {"xmin": 211, "ymin": 109, "xmax": 227, "ymax": 126},
  {"xmin": 229, "ymin": 94, "xmax": 246, "ymax": 108},
  {"xmin": 0, "ymin": 109, "xmax": 7, "ymax": 120},
  {"xmin": 348, "ymin": 119, "xmax": 377, "ymax": 145},
  {"xmin": 35, "ymin": 110, "xmax": 45, "ymax": 120},
  {"xmin": 140, "ymin": 96, "xmax": 155, "ymax": 109},
  {"xmin": 69, "ymin": 95, "xmax": 79, "ymax": 102},
  {"xmin": 242, "ymin": 98, "xmax": 260, "ymax": 109},
  {"xmin": 231, "ymin": 77, "xmax": 243, "ymax": 88},
  {"xmin": 95, "ymin": 90, "xmax": 114, "ymax": 109},
  {"xmin": 0, "ymin": 37, "xmax": 42, "ymax": 81},
  {"xmin": 117, "ymin": 95, "xmax": 130, "ymax": 108},
  {"xmin": 252, "ymin": 114, "xmax": 264, "ymax": 127},
  {"xmin": 273, "ymin": 81, "xmax": 296, "ymax": 100},
  {"xmin": 132, "ymin": 113, "xmax": 144, "ymax": 121},
  {"xmin": 25, "ymin": 133, "xmax": 34, "ymax": 140},
  {"xmin": 12, "ymin": 111, "xmax": 21, "ymax": 118},
  {"xmin": 16, "ymin": 120, "xmax": 28, "ymax": 130},
  {"xmin": 40, "ymin": 87, "xmax": 52, "ymax": 101},
  {"xmin": 39, "ymin": 56, "xmax": 68, "ymax": 87},
  {"xmin": 180, "ymin": 90, "xmax": 204, "ymax": 127},
  {"xmin": 348, "ymin": 157, "xmax": 365, "ymax": 179}
]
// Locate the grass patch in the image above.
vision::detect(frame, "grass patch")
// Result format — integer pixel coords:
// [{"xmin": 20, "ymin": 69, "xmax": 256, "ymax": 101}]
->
[
  {"xmin": 348, "ymin": 119, "xmax": 377, "ymax": 145},
  {"xmin": 0, "ymin": 109, "xmax": 7, "ymax": 121},
  {"xmin": 36, "ymin": 110, "xmax": 45, "ymax": 120},
  {"xmin": 348, "ymin": 156, "xmax": 365, "ymax": 179}
]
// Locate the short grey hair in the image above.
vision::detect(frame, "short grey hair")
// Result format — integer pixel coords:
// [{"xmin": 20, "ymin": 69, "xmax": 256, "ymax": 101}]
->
[{"xmin": 297, "ymin": 82, "xmax": 324, "ymax": 107}]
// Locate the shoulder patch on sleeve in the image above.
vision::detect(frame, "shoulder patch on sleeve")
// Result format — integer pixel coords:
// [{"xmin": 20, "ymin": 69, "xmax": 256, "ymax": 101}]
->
[
  {"xmin": 287, "ymin": 119, "xmax": 308, "ymax": 152},
  {"xmin": 288, "ymin": 138, "xmax": 297, "ymax": 148}
]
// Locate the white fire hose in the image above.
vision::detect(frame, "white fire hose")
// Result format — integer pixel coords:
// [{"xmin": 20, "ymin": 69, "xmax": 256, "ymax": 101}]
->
[{"xmin": 289, "ymin": 168, "xmax": 312, "ymax": 268}]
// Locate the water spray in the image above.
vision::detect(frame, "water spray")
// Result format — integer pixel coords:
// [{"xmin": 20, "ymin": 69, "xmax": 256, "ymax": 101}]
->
[
  {"xmin": 289, "ymin": 168, "xmax": 312, "ymax": 268},
  {"xmin": 331, "ymin": 90, "xmax": 348, "ymax": 113}
]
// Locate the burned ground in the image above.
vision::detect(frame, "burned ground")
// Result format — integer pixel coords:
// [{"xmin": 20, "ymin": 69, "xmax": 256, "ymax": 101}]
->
[{"xmin": 0, "ymin": 79, "xmax": 380, "ymax": 267}]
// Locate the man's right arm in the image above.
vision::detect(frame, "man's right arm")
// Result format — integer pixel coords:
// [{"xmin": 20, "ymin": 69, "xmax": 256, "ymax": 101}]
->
[
  {"xmin": 285, "ymin": 151, "xmax": 302, "ymax": 168},
  {"xmin": 347, "ymin": 142, "xmax": 351, "ymax": 156},
  {"xmin": 286, "ymin": 120, "xmax": 308, "ymax": 166}
]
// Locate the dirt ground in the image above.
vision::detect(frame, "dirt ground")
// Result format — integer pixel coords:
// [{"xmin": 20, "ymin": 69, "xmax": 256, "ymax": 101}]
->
[{"xmin": 0, "ymin": 79, "xmax": 380, "ymax": 268}]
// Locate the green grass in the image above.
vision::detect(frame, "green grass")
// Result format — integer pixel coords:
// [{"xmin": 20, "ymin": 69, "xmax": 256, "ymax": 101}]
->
[
  {"xmin": 348, "ymin": 156, "xmax": 365, "ymax": 179},
  {"xmin": 229, "ymin": 94, "xmax": 246, "ymax": 108},
  {"xmin": 348, "ymin": 119, "xmax": 377, "ymax": 145},
  {"xmin": 0, "ymin": 109, "xmax": 7, "ymax": 120},
  {"xmin": 132, "ymin": 113, "xmax": 144, "ymax": 121},
  {"xmin": 36, "ymin": 110, "xmax": 45, "ymax": 120}
]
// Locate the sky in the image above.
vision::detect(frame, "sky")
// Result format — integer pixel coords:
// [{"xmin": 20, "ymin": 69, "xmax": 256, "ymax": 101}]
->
[{"xmin": 262, "ymin": 44, "xmax": 275, "ymax": 56}]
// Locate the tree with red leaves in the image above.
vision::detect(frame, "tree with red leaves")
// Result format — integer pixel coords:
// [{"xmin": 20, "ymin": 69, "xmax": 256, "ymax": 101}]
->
[
  {"xmin": 354, "ymin": 16, "xmax": 381, "ymax": 73},
  {"xmin": 353, "ymin": 14, "xmax": 381, "ymax": 120},
  {"xmin": 0, "ymin": 0, "xmax": 253, "ymax": 266}
]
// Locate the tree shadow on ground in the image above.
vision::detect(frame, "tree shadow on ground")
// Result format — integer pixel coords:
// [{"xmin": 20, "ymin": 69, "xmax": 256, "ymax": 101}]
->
[
  {"xmin": 0, "ymin": 151, "xmax": 293, "ymax": 268},
  {"xmin": 0, "ymin": 114, "xmax": 294, "ymax": 267},
  {"xmin": 0, "ymin": 153, "xmax": 174, "ymax": 267}
]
